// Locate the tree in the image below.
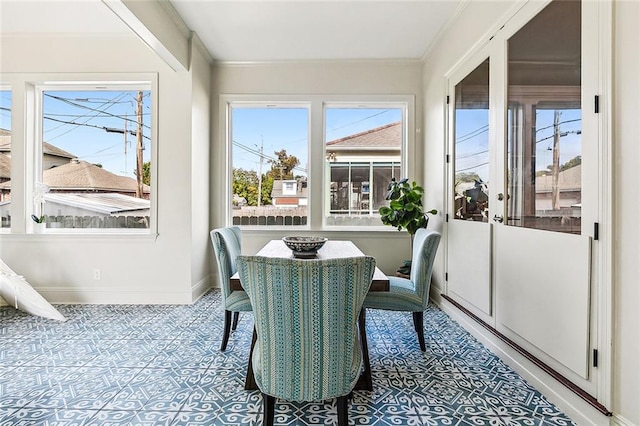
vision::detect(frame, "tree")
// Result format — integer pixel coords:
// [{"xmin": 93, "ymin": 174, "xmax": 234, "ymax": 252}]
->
[
  {"xmin": 266, "ymin": 149, "xmax": 300, "ymax": 181},
  {"xmin": 141, "ymin": 161, "xmax": 151, "ymax": 186},
  {"xmin": 559, "ymin": 155, "xmax": 581, "ymax": 172},
  {"xmin": 233, "ymin": 168, "xmax": 260, "ymax": 206}
]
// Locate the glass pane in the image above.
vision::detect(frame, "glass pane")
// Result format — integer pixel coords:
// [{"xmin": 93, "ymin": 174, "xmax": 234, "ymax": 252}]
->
[
  {"xmin": 0, "ymin": 90, "xmax": 11, "ymax": 228},
  {"xmin": 325, "ymin": 107, "xmax": 403, "ymax": 226},
  {"xmin": 453, "ymin": 59, "xmax": 490, "ymax": 222},
  {"xmin": 40, "ymin": 89, "xmax": 152, "ymax": 229},
  {"xmin": 507, "ymin": 0, "xmax": 581, "ymax": 234},
  {"xmin": 231, "ymin": 106, "xmax": 308, "ymax": 227}
]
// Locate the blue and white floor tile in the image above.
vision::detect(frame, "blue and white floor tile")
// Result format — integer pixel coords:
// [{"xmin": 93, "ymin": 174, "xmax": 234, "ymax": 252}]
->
[{"xmin": 0, "ymin": 290, "xmax": 576, "ymax": 425}]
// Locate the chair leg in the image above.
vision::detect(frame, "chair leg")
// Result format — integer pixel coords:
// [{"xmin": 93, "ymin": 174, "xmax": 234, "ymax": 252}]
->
[
  {"xmin": 412, "ymin": 311, "xmax": 426, "ymax": 352},
  {"xmin": 232, "ymin": 311, "xmax": 240, "ymax": 331},
  {"xmin": 263, "ymin": 393, "xmax": 275, "ymax": 426},
  {"xmin": 220, "ymin": 310, "xmax": 232, "ymax": 351},
  {"xmin": 336, "ymin": 395, "xmax": 348, "ymax": 426}
]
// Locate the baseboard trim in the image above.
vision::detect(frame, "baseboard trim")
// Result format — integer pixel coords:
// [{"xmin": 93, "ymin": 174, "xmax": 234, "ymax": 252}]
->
[
  {"xmin": 35, "ymin": 287, "xmax": 193, "ymax": 305},
  {"xmin": 434, "ymin": 293, "xmax": 613, "ymax": 425},
  {"xmin": 191, "ymin": 275, "xmax": 212, "ymax": 302}
]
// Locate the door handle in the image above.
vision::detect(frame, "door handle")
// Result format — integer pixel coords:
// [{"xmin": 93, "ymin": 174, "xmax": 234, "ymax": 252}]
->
[{"xmin": 493, "ymin": 215, "xmax": 504, "ymax": 223}]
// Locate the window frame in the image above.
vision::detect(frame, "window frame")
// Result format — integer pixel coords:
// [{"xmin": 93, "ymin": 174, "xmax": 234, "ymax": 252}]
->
[
  {"xmin": 0, "ymin": 84, "xmax": 12, "ymax": 232},
  {"xmin": 221, "ymin": 94, "xmax": 414, "ymax": 231},
  {"xmin": 30, "ymin": 76, "xmax": 158, "ymax": 235}
]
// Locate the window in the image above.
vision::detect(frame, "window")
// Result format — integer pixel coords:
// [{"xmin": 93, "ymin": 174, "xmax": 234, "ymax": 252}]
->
[
  {"xmin": 36, "ymin": 82, "xmax": 154, "ymax": 231},
  {"xmin": 224, "ymin": 96, "xmax": 410, "ymax": 229},
  {"xmin": 0, "ymin": 88, "xmax": 11, "ymax": 229},
  {"xmin": 230, "ymin": 104, "xmax": 309, "ymax": 226},
  {"xmin": 506, "ymin": 0, "xmax": 582, "ymax": 234},
  {"xmin": 453, "ymin": 59, "xmax": 490, "ymax": 222},
  {"xmin": 325, "ymin": 105, "xmax": 405, "ymax": 227}
]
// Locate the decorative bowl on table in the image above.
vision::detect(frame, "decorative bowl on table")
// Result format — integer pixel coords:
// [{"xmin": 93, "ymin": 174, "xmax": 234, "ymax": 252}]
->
[{"xmin": 282, "ymin": 236, "xmax": 328, "ymax": 259}]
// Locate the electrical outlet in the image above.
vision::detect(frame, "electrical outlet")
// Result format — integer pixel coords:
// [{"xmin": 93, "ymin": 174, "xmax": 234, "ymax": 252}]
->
[{"xmin": 93, "ymin": 269, "xmax": 101, "ymax": 280}]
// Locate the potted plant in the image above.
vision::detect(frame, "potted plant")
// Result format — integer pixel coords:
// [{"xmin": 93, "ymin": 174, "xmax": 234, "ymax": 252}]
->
[
  {"xmin": 379, "ymin": 178, "xmax": 437, "ymax": 275},
  {"xmin": 31, "ymin": 182, "xmax": 49, "ymax": 233}
]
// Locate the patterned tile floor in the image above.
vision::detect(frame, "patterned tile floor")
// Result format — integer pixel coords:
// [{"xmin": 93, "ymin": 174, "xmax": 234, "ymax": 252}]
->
[{"xmin": 0, "ymin": 290, "xmax": 576, "ymax": 425}]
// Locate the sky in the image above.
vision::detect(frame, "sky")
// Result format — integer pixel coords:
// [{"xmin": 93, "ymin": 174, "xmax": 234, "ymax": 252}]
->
[
  {"xmin": 0, "ymin": 89, "xmax": 151, "ymax": 180},
  {"xmin": 231, "ymin": 107, "xmax": 403, "ymax": 177},
  {"xmin": 454, "ymin": 107, "xmax": 582, "ymax": 183}
]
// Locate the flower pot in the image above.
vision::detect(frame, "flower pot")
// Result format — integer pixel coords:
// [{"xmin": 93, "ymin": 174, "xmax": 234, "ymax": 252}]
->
[{"xmin": 33, "ymin": 222, "xmax": 46, "ymax": 233}]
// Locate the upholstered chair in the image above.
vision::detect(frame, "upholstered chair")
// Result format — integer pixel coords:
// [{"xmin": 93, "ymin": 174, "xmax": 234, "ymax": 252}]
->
[
  {"xmin": 364, "ymin": 228, "xmax": 441, "ymax": 351},
  {"xmin": 236, "ymin": 255, "xmax": 376, "ymax": 426},
  {"xmin": 210, "ymin": 227, "xmax": 252, "ymax": 351}
]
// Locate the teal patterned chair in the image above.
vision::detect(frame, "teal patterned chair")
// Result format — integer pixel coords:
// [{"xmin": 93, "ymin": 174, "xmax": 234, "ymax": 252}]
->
[
  {"xmin": 210, "ymin": 227, "xmax": 252, "ymax": 351},
  {"xmin": 364, "ymin": 228, "xmax": 441, "ymax": 351},
  {"xmin": 236, "ymin": 255, "xmax": 376, "ymax": 426}
]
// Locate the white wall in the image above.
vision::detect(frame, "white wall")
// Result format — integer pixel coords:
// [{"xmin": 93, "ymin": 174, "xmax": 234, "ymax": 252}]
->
[
  {"xmin": 612, "ymin": 2, "xmax": 640, "ymax": 424},
  {"xmin": 210, "ymin": 61, "xmax": 426, "ymax": 274},
  {"xmin": 422, "ymin": 1, "xmax": 639, "ymax": 425},
  {"xmin": 0, "ymin": 33, "xmax": 209, "ymax": 304}
]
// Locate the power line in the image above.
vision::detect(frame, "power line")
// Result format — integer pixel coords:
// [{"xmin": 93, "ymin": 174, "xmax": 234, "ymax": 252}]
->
[
  {"xmin": 45, "ymin": 93, "xmax": 151, "ymax": 130},
  {"xmin": 233, "ymin": 140, "xmax": 307, "ymax": 174},
  {"xmin": 43, "ymin": 115, "xmax": 150, "ymax": 140}
]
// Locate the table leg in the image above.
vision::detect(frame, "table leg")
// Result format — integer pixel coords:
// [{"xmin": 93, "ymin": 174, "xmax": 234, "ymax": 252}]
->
[
  {"xmin": 244, "ymin": 327, "xmax": 258, "ymax": 390},
  {"xmin": 355, "ymin": 308, "xmax": 373, "ymax": 391}
]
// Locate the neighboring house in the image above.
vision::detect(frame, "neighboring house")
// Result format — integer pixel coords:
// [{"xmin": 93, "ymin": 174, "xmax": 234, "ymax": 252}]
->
[
  {"xmin": 535, "ymin": 164, "xmax": 581, "ymax": 213},
  {"xmin": 270, "ymin": 179, "xmax": 308, "ymax": 208},
  {"xmin": 0, "ymin": 129, "xmax": 149, "ymax": 224},
  {"xmin": 325, "ymin": 121, "xmax": 401, "ymax": 215}
]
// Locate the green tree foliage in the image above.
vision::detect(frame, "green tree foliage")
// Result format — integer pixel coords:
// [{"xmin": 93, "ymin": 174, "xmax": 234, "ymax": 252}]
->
[
  {"xmin": 266, "ymin": 149, "xmax": 300, "ymax": 181},
  {"xmin": 233, "ymin": 168, "xmax": 260, "ymax": 206},
  {"xmin": 455, "ymin": 171, "xmax": 481, "ymax": 187},
  {"xmin": 142, "ymin": 161, "xmax": 151, "ymax": 186}
]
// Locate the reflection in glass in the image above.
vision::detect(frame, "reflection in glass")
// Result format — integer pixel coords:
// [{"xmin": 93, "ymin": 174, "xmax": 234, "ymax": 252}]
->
[
  {"xmin": 453, "ymin": 59, "xmax": 490, "ymax": 222},
  {"xmin": 507, "ymin": 0, "xmax": 581, "ymax": 234}
]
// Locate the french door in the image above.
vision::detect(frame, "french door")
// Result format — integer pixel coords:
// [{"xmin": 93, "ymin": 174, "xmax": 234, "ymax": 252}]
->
[{"xmin": 446, "ymin": 0, "xmax": 603, "ymax": 397}]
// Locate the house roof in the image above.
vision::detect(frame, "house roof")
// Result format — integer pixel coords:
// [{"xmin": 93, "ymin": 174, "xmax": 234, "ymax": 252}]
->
[
  {"xmin": 44, "ymin": 192, "xmax": 149, "ymax": 215},
  {"xmin": 0, "ymin": 129, "xmax": 76, "ymax": 159},
  {"xmin": 0, "ymin": 158, "xmax": 149, "ymax": 194},
  {"xmin": 43, "ymin": 159, "xmax": 150, "ymax": 193},
  {"xmin": 326, "ymin": 122, "xmax": 401, "ymax": 151},
  {"xmin": 0, "ymin": 154, "xmax": 10, "ymax": 180},
  {"xmin": 536, "ymin": 164, "xmax": 581, "ymax": 192}
]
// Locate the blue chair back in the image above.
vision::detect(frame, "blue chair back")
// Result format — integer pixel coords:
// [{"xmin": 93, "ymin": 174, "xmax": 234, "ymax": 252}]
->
[
  {"xmin": 237, "ymin": 255, "xmax": 375, "ymax": 402},
  {"xmin": 210, "ymin": 226, "xmax": 242, "ymax": 300},
  {"xmin": 410, "ymin": 228, "xmax": 441, "ymax": 307}
]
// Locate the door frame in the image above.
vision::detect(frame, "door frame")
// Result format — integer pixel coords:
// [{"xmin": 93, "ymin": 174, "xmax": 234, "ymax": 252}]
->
[{"xmin": 442, "ymin": 0, "xmax": 613, "ymax": 409}]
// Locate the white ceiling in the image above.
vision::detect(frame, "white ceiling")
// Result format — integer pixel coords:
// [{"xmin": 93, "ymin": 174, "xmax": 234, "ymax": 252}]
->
[
  {"xmin": 169, "ymin": 0, "xmax": 462, "ymax": 62},
  {"xmin": 0, "ymin": 0, "xmax": 463, "ymax": 62}
]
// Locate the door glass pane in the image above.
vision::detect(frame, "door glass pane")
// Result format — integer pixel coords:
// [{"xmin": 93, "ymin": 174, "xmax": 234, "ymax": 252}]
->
[
  {"xmin": 507, "ymin": 0, "xmax": 581, "ymax": 234},
  {"xmin": 453, "ymin": 59, "xmax": 490, "ymax": 222},
  {"xmin": 230, "ymin": 106, "xmax": 308, "ymax": 227},
  {"xmin": 0, "ymin": 90, "xmax": 11, "ymax": 228}
]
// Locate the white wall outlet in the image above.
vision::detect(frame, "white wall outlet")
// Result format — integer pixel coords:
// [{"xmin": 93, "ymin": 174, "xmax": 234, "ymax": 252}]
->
[{"xmin": 93, "ymin": 269, "xmax": 101, "ymax": 280}]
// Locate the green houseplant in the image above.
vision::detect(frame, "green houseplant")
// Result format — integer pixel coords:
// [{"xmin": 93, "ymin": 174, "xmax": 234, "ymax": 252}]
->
[{"xmin": 379, "ymin": 178, "xmax": 437, "ymax": 275}]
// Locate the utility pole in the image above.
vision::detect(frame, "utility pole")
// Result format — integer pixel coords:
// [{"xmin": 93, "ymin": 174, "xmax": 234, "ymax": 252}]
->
[
  {"xmin": 257, "ymin": 136, "xmax": 264, "ymax": 207},
  {"xmin": 551, "ymin": 110, "xmax": 561, "ymax": 211},
  {"xmin": 135, "ymin": 91, "xmax": 144, "ymax": 198}
]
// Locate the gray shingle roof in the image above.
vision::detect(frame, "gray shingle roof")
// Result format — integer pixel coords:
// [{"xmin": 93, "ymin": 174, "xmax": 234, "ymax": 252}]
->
[
  {"xmin": 536, "ymin": 164, "xmax": 581, "ymax": 192},
  {"xmin": 43, "ymin": 159, "xmax": 149, "ymax": 193},
  {"xmin": 326, "ymin": 122, "xmax": 401, "ymax": 150}
]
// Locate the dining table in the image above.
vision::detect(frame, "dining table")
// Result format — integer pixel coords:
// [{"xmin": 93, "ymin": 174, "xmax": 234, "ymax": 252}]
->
[{"xmin": 230, "ymin": 239, "xmax": 389, "ymax": 392}]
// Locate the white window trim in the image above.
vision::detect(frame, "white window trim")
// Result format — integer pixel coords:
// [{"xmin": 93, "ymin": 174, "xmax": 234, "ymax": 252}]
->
[
  {"xmin": 28, "ymin": 75, "xmax": 158, "ymax": 235},
  {"xmin": 220, "ymin": 94, "xmax": 414, "ymax": 231}
]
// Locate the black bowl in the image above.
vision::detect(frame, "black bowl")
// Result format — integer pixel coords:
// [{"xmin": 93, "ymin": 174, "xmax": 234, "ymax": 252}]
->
[{"xmin": 282, "ymin": 236, "xmax": 328, "ymax": 258}]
